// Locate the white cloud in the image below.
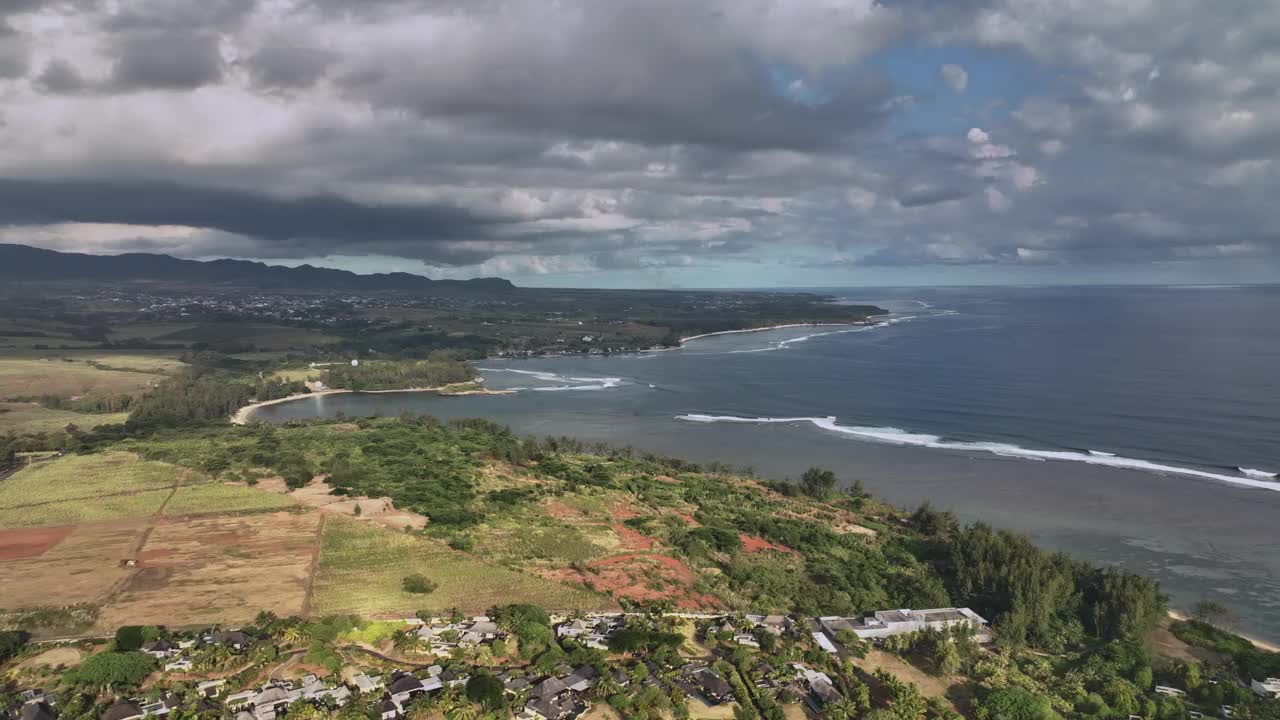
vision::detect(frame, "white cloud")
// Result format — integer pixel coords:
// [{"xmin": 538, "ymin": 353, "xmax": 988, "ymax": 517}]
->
[
  {"xmin": 940, "ymin": 63, "xmax": 968, "ymax": 93},
  {"xmin": 966, "ymin": 127, "xmax": 990, "ymax": 144},
  {"xmin": 985, "ymin": 187, "xmax": 1011, "ymax": 211}
]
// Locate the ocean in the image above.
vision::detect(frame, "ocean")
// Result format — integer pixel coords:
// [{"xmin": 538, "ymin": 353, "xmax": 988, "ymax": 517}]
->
[{"xmin": 250, "ymin": 285, "xmax": 1280, "ymax": 641}]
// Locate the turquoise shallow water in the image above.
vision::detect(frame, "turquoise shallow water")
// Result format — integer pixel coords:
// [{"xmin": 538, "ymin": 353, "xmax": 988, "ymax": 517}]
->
[{"xmin": 252, "ymin": 286, "xmax": 1280, "ymax": 641}]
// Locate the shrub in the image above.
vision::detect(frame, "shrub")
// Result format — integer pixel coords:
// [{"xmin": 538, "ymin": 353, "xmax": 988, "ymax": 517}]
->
[
  {"xmin": 114, "ymin": 625, "xmax": 144, "ymax": 651},
  {"xmin": 401, "ymin": 574, "xmax": 438, "ymax": 594}
]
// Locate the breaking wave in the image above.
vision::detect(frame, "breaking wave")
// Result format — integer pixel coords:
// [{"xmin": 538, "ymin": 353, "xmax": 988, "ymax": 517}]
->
[
  {"xmin": 675, "ymin": 414, "xmax": 1280, "ymax": 492},
  {"xmin": 477, "ymin": 367, "xmax": 623, "ymax": 392},
  {"xmin": 724, "ymin": 316, "xmax": 919, "ymax": 354}
]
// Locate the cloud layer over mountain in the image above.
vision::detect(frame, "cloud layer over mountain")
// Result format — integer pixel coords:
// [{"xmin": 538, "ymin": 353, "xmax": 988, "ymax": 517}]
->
[{"xmin": 2, "ymin": 0, "xmax": 1277, "ymax": 285}]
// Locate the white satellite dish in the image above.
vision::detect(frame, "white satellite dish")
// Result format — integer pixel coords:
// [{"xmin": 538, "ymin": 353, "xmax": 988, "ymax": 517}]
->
[{"xmin": 351, "ymin": 359, "xmax": 360, "ymax": 367}]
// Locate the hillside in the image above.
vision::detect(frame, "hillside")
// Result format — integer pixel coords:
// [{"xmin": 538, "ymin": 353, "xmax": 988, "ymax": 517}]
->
[{"xmin": 0, "ymin": 243, "xmax": 515, "ymax": 293}]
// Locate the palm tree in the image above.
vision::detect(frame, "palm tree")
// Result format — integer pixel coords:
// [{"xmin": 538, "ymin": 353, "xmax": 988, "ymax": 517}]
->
[
  {"xmin": 823, "ymin": 699, "xmax": 862, "ymax": 720},
  {"xmin": 281, "ymin": 625, "xmax": 310, "ymax": 647},
  {"xmin": 590, "ymin": 673, "xmax": 623, "ymax": 700},
  {"xmin": 446, "ymin": 704, "xmax": 480, "ymax": 720},
  {"xmin": 393, "ymin": 631, "xmax": 421, "ymax": 655}
]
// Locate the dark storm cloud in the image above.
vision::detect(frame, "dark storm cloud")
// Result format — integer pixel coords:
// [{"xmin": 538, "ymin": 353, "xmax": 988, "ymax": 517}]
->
[
  {"xmin": 0, "ymin": 21, "xmax": 28, "ymax": 78},
  {"xmin": 247, "ymin": 46, "xmax": 336, "ymax": 90},
  {"xmin": 109, "ymin": 31, "xmax": 225, "ymax": 90},
  {"xmin": 0, "ymin": 178, "xmax": 510, "ymax": 262},
  {"xmin": 33, "ymin": 58, "xmax": 87, "ymax": 93}
]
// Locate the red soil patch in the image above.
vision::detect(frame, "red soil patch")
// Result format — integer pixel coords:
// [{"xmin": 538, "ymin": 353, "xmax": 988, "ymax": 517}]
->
[
  {"xmin": 739, "ymin": 534, "xmax": 794, "ymax": 554},
  {"xmin": 0, "ymin": 525, "xmax": 75, "ymax": 560},
  {"xmin": 542, "ymin": 552, "xmax": 718, "ymax": 610},
  {"xmin": 611, "ymin": 523, "xmax": 655, "ymax": 551},
  {"xmin": 654, "ymin": 475, "xmax": 681, "ymax": 484},
  {"xmin": 544, "ymin": 499, "xmax": 585, "ymax": 520},
  {"xmin": 609, "ymin": 502, "xmax": 640, "ymax": 520},
  {"xmin": 676, "ymin": 513, "xmax": 701, "ymax": 527}
]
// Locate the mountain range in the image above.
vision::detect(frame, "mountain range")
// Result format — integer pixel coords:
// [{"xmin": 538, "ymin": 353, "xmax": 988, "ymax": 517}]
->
[{"xmin": 0, "ymin": 244, "xmax": 515, "ymax": 292}]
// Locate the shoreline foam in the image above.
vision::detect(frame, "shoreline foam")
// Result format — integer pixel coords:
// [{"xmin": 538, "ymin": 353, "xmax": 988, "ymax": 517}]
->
[
  {"xmin": 676, "ymin": 414, "xmax": 1280, "ymax": 492},
  {"xmin": 230, "ymin": 382, "xmax": 514, "ymax": 424}
]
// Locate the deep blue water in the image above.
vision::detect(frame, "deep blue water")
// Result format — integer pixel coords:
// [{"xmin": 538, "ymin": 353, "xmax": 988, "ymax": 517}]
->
[{"xmin": 253, "ymin": 286, "xmax": 1280, "ymax": 640}]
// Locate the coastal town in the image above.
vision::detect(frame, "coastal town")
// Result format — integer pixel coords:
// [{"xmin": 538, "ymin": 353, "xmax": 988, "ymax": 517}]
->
[
  {"xmin": 6, "ymin": 606, "xmax": 993, "ymax": 720},
  {"xmin": 7, "ymin": 605, "xmax": 1279, "ymax": 720}
]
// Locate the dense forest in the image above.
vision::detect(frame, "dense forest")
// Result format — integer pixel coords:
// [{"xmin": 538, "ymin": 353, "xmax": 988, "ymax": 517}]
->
[{"xmin": 322, "ymin": 357, "xmax": 478, "ymax": 391}]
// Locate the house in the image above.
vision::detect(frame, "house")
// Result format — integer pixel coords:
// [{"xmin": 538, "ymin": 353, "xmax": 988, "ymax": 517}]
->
[
  {"xmin": 248, "ymin": 686, "xmax": 292, "ymax": 720},
  {"xmin": 1251, "ymin": 678, "xmax": 1280, "ymax": 698},
  {"xmin": 142, "ymin": 640, "xmax": 179, "ymax": 659},
  {"xmin": 164, "ymin": 658, "xmax": 193, "ymax": 672},
  {"xmin": 811, "ymin": 631, "xmax": 839, "ymax": 654},
  {"xmin": 139, "ymin": 696, "xmax": 182, "ymax": 717},
  {"xmin": 196, "ymin": 680, "xmax": 226, "ymax": 698},
  {"xmin": 349, "ymin": 673, "xmax": 384, "ymax": 695},
  {"xmin": 555, "ymin": 615, "xmax": 624, "ymax": 650},
  {"xmin": 819, "ymin": 607, "xmax": 989, "ymax": 643},
  {"xmin": 416, "ymin": 617, "xmax": 505, "ymax": 651},
  {"xmin": 745, "ymin": 615, "xmax": 793, "ymax": 636},
  {"xmin": 99, "ymin": 702, "xmax": 144, "ymax": 720},
  {"xmin": 376, "ymin": 697, "xmax": 401, "ymax": 720},
  {"xmin": 1155, "ymin": 686, "xmax": 1187, "ymax": 698},
  {"xmin": 530, "ymin": 677, "xmax": 570, "ymax": 699},
  {"xmin": 20, "ymin": 703, "xmax": 56, "ymax": 720},
  {"xmin": 209, "ymin": 630, "xmax": 252, "ymax": 652},
  {"xmin": 563, "ymin": 666, "xmax": 597, "ymax": 693},
  {"xmin": 223, "ymin": 691, "xmax": 256, "ymax": 709},
  {"xmin": 387, "ymin": 673, "xmax": 430, "ymax": 706},
  {"xmin": 522, "ymin": 695, "xmax": 575, "ymax": 720},
  {"xmin": 676, "ymin": 667, "xmax": 733, "ymax": 706}
]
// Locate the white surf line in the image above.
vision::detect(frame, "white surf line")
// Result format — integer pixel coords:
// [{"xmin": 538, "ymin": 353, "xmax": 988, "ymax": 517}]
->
[
  {"xmin": 476, "ymin": 367, "xmax": 623, "ymax": 392},
  {"xmin": 675, "ymin": 414, "xmax": 1280, "ymax": 492}
]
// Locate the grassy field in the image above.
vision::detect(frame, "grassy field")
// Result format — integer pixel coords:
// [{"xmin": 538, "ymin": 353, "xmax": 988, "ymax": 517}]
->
[
  {"xmin": 0, "ymin": 402, "xmax": 128, "ymax": 433},
  {"xmin": 0, "ymin": 357, "xmax": 164, "ymax": 397},
  {"xmin": 0, "ymin": 452, "xmax": 189, "ymax": 511},
  {"xmin": 0, "ymin": 489, "xmax": 172, "ymax": 529},
  {"xmin": 163, "ymin": 483, "xmax": 298, "ymax": 516},
  {"xmin": 311, "ymin": 518, "xmax": 616, "ymax": 616},
  {"xmin": 152, "ymin": 322, "xmax": 342, "ymax": 350},
  {"xmin": 270, "ymin": 367, "xmax": 320, "ymax": 383}
]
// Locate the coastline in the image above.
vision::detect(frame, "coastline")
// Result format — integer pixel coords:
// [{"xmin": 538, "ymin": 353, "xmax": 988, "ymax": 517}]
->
[
  {"xmin": 1167, "ymin": 610, "xmax": 1279, "ymax": 653},
  {"xmin": 229, "ymin": 382, "xmax": 515, "ymax": 425},
  {"xmin": 678, "ymin": 321, "xmax": 871, "ymax": 345}
]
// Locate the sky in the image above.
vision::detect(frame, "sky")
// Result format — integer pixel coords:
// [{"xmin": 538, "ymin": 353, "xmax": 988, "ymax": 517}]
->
[{"xmin": 1, "ymin": 0, "xmax": 1278, "ymax": 288}]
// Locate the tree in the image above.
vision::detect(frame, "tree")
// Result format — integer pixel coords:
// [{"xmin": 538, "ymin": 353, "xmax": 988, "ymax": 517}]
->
[
  {"xmin": 402, "ymin": 574, "xmax": 438, "ymax": 594},
  {"xmin": 0, "ymin": 630, "xmax": 29, "ymax": 664},
  {"xmin": 799, "ymin": 467, "xmax": 837, "ymax": 498},
  {"xmin": 464, "ymin": 674, "xmax": 505, "ymax": 710},
  {"xmin": 115, "ymin": 626, "xmax": 145, "ymax": 651},
  {"xmin": 974, "ymin": 687, "xmax": 1059, "ymax": 720},
  {"xmin": 1191, "ymin": 600, "xmax": 1229, "ymax": 626},
  {"xmin": 65, "ymin": 651, "xmax": 156, "ymax": 690}
]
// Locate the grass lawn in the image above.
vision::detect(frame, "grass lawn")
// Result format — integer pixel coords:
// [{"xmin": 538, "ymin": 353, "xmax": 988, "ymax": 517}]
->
[
  {"xmin": 0, "ymin": 402, "xmax": 128, "ymax": 433},
  {"xmin": 163, "ymin": 483, "xmax": 298, "ymax": 516},
  {"xmin": 311, "ymin": 517, "xmax": 616, "ymax": 616},
  {"xmin": 0, "ymin": 357, "xmax": 163, "ymax": 397},
  {"xmin": 0, "ymin": 451, "xmax": 188, "ymax": 510},
  {"xmin": 0, "ymin": 488, "xmax": 172, "ymax": 528},
  {"xmin": 270, "ymin": 367, "xmax": 320, "ymax": 383}
]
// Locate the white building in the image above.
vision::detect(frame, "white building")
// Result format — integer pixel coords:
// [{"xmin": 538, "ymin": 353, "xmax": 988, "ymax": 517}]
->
[
  {"xmin": 1251, "ymin": 678, "xmax": 1280, "ymax": 699},
  {"xmin": 819, "ymin": 607, "xmax": 989, "ymax": 642}
]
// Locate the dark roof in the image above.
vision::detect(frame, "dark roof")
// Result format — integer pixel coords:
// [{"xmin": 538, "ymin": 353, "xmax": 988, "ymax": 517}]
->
[
  {"xmin": 21, "ymin": 703, "xmax": 56, "ymax": 720},
  {"xmin": 100, "ymin": 702, "xmax": 142, "ymax": 720},
  {"xmin": 695, "ymin": 670, "xmax": 733, "ymax": 698},
  {"xmin": 811, "ymin": 680, "xmax": 841, "ymax": 705},
  {"xmin": 530, "ymin": 677, "xmax": 569, "ymax": 698},
  {"xmin": 527, "ymin": 696, "xmax": 569, "ymax": 720},
  {"xmin": 388, "ymin": 676, "xmax": 423, "ymax": 695},
  {"xmin": 212, "ymin": 630, "xmax": 250, "ymax": 646},
  {"xmin": 378, "ymin": 698, "xmax": 399, "ymax": 714},
  {"xmin": 143, "ymin": 640, "xmax": 175, "ymax": 652}
]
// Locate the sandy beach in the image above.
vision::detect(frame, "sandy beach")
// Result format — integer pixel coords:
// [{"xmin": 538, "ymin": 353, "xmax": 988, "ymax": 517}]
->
[
  {"xmin": 229, "ymin": 382, "xmax": 514, "ymax": 424},
  {"xmin": 678, "ymin": 321, "xmax": 870, "ymax": 345},
  {"xmin": 1167, "ymin": 610, "xmax": 1279, "ymax": 653}
]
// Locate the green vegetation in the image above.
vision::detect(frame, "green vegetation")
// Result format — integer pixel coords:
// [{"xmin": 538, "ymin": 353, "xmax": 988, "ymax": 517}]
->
[
  {"xmin": 162, "ymin": 482, "xmax": 297, "ymax": 516},
  {"xmin": 0, "ymin": 451, "xmax": 185, "ymax": 510},
  {"xmin": 114, "ymin": 625, "xmax": 144, "ymax": 651},
  {"xmin": 0, "ymin": 489, "xmax": 172, "ymax": 528},
  {"xmin": 0, "ymin": 630, "xmax": 28, "ymax": 664},
  {"xmin": 0, "ymin": 401, "xmax": 129, "ymax": 434},
  {"xmin": 63, "ymin": 650, "xmax": 156, "ymax": 689},
  {"xmin": 322, "ymin": 357, "xmax": 476, "ymax": 391},
  {"xmin": 311, "ymin": 517, "xmax": 613, "ymax": 616},
  {"xmin": 401, "ymin": 573, "xmax": 439, "ymax": 594}
]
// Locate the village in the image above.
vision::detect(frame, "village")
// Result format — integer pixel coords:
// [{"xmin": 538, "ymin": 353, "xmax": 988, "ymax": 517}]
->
[{"xmin": 4, "ymin": 607, "xmax": 998, "ymax": 720}]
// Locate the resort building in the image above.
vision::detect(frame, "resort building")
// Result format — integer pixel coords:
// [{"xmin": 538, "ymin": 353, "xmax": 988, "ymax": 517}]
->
[
  {"xmin": 1251, "ymin": 678, "xmax": 1280, "ymax": 699},
  {"xmin": 818, "ymin": 607, "xmax": 990, "ymax": 644}
]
